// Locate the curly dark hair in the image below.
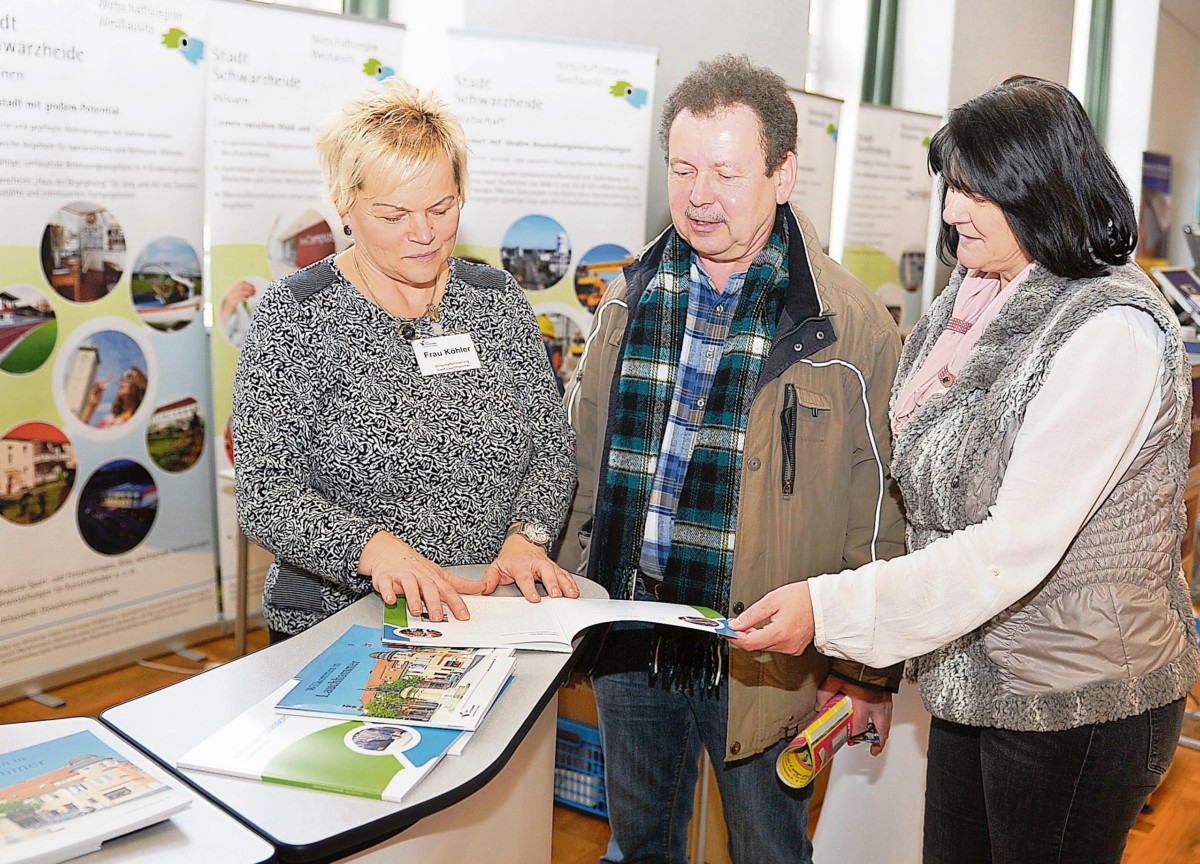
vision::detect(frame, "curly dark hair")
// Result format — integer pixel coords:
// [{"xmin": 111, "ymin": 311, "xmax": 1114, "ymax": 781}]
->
[
  {"xmin": 928, "ymin": 75, "xmax": 1137, "ymax": 279},
  {"xmin": 659, "ymin": 54, "xmax": 797, "ymax": 175}
]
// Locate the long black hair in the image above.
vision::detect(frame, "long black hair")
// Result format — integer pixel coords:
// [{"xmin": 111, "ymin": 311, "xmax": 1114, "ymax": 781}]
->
[{"xmin": 928, "ymin": 75, "xmax": 1137, "ymax": 279}]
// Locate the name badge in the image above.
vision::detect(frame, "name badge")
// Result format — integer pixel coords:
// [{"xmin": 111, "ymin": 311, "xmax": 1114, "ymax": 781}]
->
[{"xmin": 413, "ymin": 333, "xmax": 481, "ymax": 376}]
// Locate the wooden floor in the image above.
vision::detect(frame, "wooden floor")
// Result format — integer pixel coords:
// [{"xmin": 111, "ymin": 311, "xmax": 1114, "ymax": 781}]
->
[{"xmin": 1, "ymin": 629, "xmax": 1197, "ymax": 864}]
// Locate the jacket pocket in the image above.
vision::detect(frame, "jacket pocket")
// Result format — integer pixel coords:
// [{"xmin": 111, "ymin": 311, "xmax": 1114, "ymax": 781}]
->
[
  {"xmin": 779, "ymin": 385, "xmax": 832, "ymax": 496},
  {"xmin": 780, "ymin": 384, "xmax": 797, "ymax": 496}
]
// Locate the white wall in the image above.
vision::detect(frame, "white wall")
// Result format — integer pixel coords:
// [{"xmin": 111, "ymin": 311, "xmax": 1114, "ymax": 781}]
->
[
  {"xmin": 457, "ymin": 0, "xmax": 811, "ymax": 242},
  {"xmin": 945, "ymin": 0, "xmax": 1076, "ymax": 108},
  {"xmin": 1148, "ymin": 1, "xmax": 1200, "ymax": 265}
]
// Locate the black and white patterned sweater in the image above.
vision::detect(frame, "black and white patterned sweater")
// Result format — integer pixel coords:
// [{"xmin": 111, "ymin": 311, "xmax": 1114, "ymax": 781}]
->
[{"xmin": 232, "ymin": 255, "xmax": 576, "ymax": 635}]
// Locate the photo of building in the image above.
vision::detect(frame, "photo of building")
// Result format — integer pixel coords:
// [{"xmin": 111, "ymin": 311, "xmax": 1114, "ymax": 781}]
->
[
  {"xmin": 0, "ymin": 421, "xmax": 76, "ymax": 526},
  {"xmin": 500, "ymin": 214, "xmax": 572, "ymax": 291}
]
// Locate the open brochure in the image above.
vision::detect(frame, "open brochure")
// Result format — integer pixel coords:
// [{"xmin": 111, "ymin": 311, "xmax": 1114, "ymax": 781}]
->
[
  {"xmin": 273, "ymin": 624, "xmax": 514, "ymax": 732},
  {"xmin": 383, "ymin": 595, "xmax": 736, "ymax": 652},
  {"xmin": 0, "ymin": 730, "xmax": 191, "ymax": 864},
  {"xmin": 177, "ymin": 682, "xmax": 465, "ymax": 803}
]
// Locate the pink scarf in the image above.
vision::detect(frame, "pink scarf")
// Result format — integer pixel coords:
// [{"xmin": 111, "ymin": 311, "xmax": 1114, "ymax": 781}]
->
[{"xmin": 892, "ymin": 263, "xmax": 1036, "ymax": 433}]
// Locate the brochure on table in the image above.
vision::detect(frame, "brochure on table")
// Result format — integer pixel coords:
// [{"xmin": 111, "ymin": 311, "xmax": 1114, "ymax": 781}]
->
[
  {"xmin": 383, "ymin": 596, "xmax": 736, "ymax": 651},
  {"xmin": 0, "ymin": 729, "xmax": 191, "ymax": 864},
  {"xmin": 273, "ymin": 624, "xmax": 513, "ymax": 732},
  {"xmin": 178, "ymin": 683, "xmax": 462, "ymax": 804}
]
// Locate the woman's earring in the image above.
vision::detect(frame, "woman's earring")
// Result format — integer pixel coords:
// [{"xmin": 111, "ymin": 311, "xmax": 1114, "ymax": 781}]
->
[{"xmin": 343, "ymin": 224, "xmax": 352, "ymax": 236}]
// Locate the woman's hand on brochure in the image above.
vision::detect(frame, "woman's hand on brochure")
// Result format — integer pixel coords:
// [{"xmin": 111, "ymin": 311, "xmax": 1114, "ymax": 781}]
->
[
  {"xmin": 482, "ymin": 534, "xmax": 580, "ymax": 603},
  {"xmin": 727, "ymin": 581, "xmax": 815, "ymax": 655},
  {"xmin": 359, "ymin": 531, "xmax": 484, "ymax": 621}
]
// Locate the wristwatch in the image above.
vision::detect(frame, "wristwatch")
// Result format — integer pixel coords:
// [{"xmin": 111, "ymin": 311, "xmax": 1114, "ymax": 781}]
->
[{"xmin": 506, "ymin": 520, "xmax": 552, "ymax": 551}]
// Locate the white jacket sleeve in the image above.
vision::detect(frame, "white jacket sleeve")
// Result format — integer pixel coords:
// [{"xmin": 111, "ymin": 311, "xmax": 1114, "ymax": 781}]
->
[{"xmin": 808, "ymin": 306, "xmax": 1169, "ymax": 668}]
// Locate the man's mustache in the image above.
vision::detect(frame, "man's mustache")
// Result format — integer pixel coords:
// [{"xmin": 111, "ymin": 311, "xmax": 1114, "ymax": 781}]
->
[{"xmin": 685, "ymin": 207, "xmax": 726, "ymax": 223}]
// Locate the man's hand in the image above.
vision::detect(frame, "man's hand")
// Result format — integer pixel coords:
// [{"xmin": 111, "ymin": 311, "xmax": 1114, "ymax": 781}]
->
[
  {"xmin": 818, "ymin": 673, "xmax": 892, "ymax": 757},
  {"xmin": 481, "ymin": 534, "xmax": 580, "ymax": 602},
  {"xmin": 727, "ymin": 582, "xmax": 815, "ymax": 655}
]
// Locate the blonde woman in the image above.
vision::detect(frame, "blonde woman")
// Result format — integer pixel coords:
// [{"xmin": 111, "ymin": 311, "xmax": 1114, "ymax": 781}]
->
[{"xmin": 233, "ymin": 80, "xmax": 577, "ymax": 643}]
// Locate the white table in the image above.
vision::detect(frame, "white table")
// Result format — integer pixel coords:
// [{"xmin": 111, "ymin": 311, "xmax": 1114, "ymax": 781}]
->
[
  {"xmin": 1, "ymin": 717, "xmax": 273, "ymax": 863},
  {"xmin": 102, "ymin": 568, "xmax": 606, "ymax": 863}
]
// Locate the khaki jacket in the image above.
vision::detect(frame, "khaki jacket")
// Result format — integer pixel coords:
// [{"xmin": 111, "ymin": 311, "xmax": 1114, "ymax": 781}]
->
[{"xmin": 560, "ymin": 206, "xmax": 906, "ymax": 760}]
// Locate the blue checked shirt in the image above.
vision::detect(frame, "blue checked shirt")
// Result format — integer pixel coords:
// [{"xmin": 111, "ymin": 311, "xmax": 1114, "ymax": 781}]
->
[{"xmin": 638, "ymin": 256, "xmax": 746, "ymax": 581}]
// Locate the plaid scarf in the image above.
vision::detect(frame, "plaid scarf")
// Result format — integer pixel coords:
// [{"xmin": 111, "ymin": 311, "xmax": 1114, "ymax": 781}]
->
[{"xmin": 591, "ymin": 215, "xmax": 788, "ymax": 691}]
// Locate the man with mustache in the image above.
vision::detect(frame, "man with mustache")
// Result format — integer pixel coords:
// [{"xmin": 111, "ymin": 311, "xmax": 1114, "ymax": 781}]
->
[{"xmin": 560, "ymin": 55, "xmax": 906, "ymax": 863}]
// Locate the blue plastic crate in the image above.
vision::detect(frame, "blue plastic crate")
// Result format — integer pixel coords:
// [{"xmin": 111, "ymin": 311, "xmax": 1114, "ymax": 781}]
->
[{"xmin": 554, "ymin": 717, "xmax": 608, "ymax": 818}]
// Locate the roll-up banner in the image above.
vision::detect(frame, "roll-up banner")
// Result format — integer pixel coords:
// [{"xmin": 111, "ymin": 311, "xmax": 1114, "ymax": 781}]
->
[
  {"xmin": 205, "ymin": 0, "xmax": 405, "ymax": 616},
  {"xmin": 441, "ymin": 30, "xmax": 657, "ymax": 391},
  {"xmin": 841, "ymin": 104, "xmax": 942, "ymax": 327},
  {"xmin": 0, "ymin": 0, "xmax": 218, "ymax": 699},
  {"xmin": 788, "ymin": 90, "xmax": 842, "ymax": 253}
]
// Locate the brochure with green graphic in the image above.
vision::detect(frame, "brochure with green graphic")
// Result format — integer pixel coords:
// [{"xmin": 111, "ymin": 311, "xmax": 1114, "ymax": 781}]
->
[
  {"xmin": 177, "ymin": 683, "xmax": 464, "ymax": 803},
  {"xmin": 274, "ymin": 624, "xmax": 514, "ymax": 732},
  {"xmin": 383, "ymin": 595, "xmax": 736, "ymax": 652}
]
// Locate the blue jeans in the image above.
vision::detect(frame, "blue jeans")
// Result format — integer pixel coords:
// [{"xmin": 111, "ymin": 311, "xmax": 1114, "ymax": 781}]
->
[
  {"xmin": 591, "ymin": 665, "xmax": 814, "ymax": 864},
  {"xmin": 923, "ymin": 698, "xmax": 1186, "ymax": 864}
]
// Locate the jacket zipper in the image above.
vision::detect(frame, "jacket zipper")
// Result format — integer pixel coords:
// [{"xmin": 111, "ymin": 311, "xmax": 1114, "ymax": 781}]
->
[{"xmin": 780, "ymin": 383, "xmax": 797, "ymax": 496}]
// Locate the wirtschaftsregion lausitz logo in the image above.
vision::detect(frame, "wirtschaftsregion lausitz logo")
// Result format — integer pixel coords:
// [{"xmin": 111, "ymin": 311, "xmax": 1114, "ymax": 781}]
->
[
  {"xmin": 363, "ymin": 57, "xmax": 395, "ymax": 81},
  {"xmin": 609, "ymin": 79, "xmax": 648, "ymax": 109},
  {"xmin": 161, "ymin": 28, "xmax": 204, "ymax": 64}
]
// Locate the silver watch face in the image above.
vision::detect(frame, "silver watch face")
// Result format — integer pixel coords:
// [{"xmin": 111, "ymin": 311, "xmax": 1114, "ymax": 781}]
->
[{"xmin": 521, "ymin": 523, "xmax": 551, "ymax": 546}]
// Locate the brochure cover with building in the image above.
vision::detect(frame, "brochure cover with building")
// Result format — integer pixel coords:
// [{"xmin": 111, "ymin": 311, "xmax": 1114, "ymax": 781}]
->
[
  {"xmin": 273, "ymin": 624, "xmax": 514, "ymax": 732},
  {"xmin": 382, "ymin": 595, "xmax": 736, "ymax": 652},
  {"xmin": 178, "ymin": 683, "xmax": 463, "ymax": 803},
  {"xmin": 0, "ymin": 730, "xmax": 190, "ymax": 864}
]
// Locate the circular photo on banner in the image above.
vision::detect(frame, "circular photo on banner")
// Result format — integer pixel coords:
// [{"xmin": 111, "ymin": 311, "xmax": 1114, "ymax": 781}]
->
[
  {"xmin": 0, "ymin": 284, "xmax": 57, "ymax": 374},
  {"xmin": 267, "ymin": 206, "xmax": 338, "ymax": 280},
  {"xmin": 62, "ymin": 330, "xmax": 150, "ymax": 431},
  {"xmin": 77, "ymin": 459, "xmax": 158, "ymax": 555},
  {"xmin": 218, "ymin": 275, "xmax": 267, "ymax": 350},
  {"xmin": 131, "ymin": 237, "xmax": 203, "ymax": 332},
  {"xmin": 573, "ymin": 243, "xmax": 632, "ymax": 312},
  {"xmin": 0, "ymin": 421, "xmax": 76, "ymax": 526},
  {"xmin": 40, "ymin": 201, "xmax": 127, "ymax": 303},
  {"xmin": 532, "ymin": 304, "xmax": 588, "ymax": 396},
  {"xmin": 147, "ymin": 396, "xmax": 206, "ymax": 473},
  {"xmin": 500, "ymin": 214, "xmax": 571, "ymax": 291}
]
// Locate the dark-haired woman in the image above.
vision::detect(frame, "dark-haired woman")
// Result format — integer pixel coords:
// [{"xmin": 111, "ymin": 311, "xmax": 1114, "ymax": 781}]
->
[{"xmin": 730, "ymin": 75, "xmax": 1200, "ymax": 863}]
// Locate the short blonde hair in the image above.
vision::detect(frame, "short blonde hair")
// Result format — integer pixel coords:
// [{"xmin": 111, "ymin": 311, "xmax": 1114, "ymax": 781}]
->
[{"xmin": 315, "ymin": 79, "xmax": 469, "ymax": 214}]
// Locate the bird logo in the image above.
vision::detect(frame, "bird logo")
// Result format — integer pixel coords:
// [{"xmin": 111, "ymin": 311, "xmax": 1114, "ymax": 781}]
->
[
  {"xmin": 826, "ymin": 122, "xmax": 838, "ymax": 143},
  {"xmin": 363, "ymin": 58, "xmax": 395, "ymax": 81},
  {"xmin": 161, "ymin": 28, "xmax": 205, "ymax": 65},
  {"xmin": 608, "ymin": 80, "xmax": 648, "ymax": 109}
]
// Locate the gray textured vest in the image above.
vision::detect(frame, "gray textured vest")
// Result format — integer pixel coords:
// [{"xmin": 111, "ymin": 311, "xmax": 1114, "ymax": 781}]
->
[{"xmin": 893, "ymin": 262, "xmax": 1200, "ymax": 731}]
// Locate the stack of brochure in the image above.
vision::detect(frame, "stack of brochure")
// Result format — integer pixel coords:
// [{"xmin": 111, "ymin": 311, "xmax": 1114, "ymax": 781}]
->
[
  {"xmin": 177, "ymin": 625, "xmax": 514, "ymax": 804},
  {"xmin": 177, "ymin": 597, "xmax": 734, "ymax": 804}
]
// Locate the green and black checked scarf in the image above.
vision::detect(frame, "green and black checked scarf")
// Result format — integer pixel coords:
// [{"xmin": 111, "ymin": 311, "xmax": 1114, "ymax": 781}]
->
[{"xmin": 592, "ymin": 214, "xmax": 788, "ymax": 691}]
